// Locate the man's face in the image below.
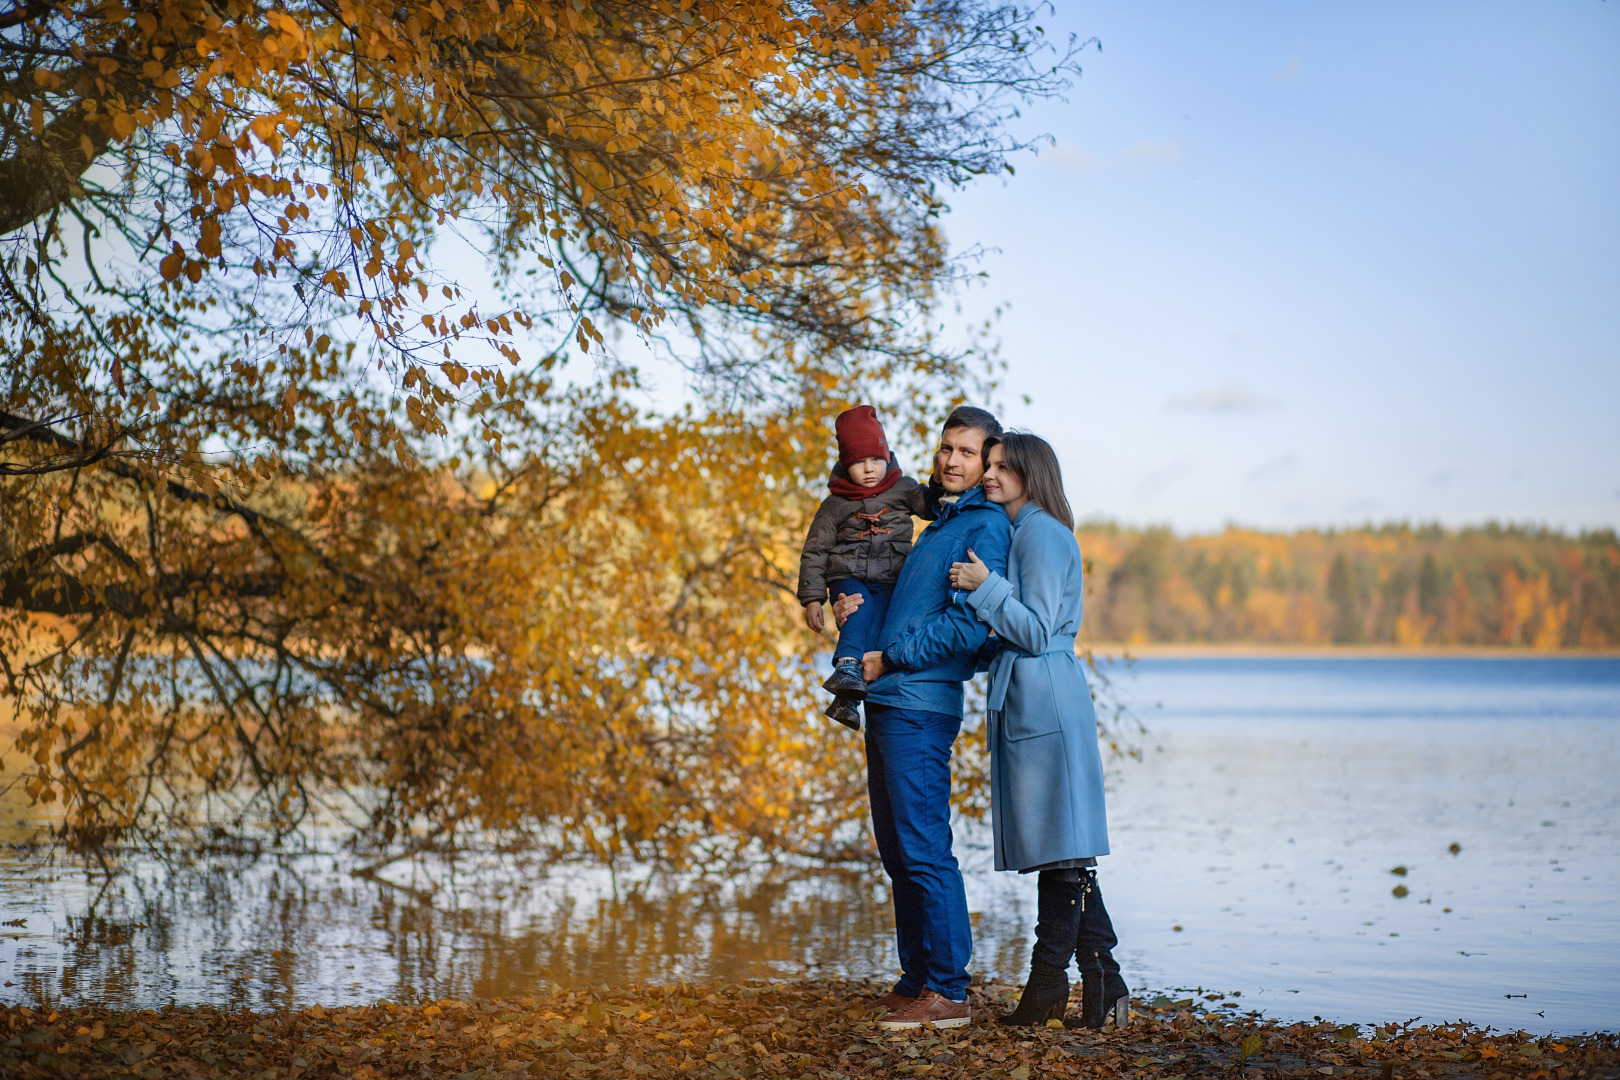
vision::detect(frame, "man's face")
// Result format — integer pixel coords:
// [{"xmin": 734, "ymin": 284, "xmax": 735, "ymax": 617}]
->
[{"xmin": 934, "ymin": 424, "xmax": 988, "ymax": 494}]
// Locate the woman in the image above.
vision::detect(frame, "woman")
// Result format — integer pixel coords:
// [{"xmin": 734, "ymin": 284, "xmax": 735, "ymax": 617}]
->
[{"xmin": 948, "ymin": 432, "xmax": 1129, "ymax": 1029}]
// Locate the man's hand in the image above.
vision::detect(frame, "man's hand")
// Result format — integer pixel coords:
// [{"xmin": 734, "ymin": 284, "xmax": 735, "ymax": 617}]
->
[
  {"xmin": 949, "ymin": 549, "xmax": 990, "ymax": 592},
  {"xmin": 804, "ymin": 601, "xmax": 825, "ymax": 633},
  {"xmin": 830, "ymin": 591, "xmax": 865, "ymax": 628},
  {"xmin": 862, "ymin": 650, "xmax": 887, "ymax": 683}
]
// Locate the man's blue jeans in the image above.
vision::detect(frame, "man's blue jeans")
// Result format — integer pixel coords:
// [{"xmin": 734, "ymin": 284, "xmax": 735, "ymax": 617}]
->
[
  {"xmin": 864, "ymin": 702, "xmax": 972, "ymax": 1000},
  {"xmin": 830, "ymin": 578, "xmax": 893, "ymax": 663}
]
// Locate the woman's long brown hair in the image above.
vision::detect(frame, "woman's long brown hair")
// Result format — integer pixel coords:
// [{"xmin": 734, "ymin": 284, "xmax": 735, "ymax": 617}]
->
[{"xmin": 984, "ymin": 431, "xmax": 1075, "ymax": 530}]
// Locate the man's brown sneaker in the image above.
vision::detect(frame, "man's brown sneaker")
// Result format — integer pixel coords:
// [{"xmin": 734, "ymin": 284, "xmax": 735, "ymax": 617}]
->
[
  {"xmin": 875, "ymin": 988, "xmax": 971, "ymax": 1030},
  {"xmin": 865, "ymin": 989, "xmax": 917, "ymax": 1014}
]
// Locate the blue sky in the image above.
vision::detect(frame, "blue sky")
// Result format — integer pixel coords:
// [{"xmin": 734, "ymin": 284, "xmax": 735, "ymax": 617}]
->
[{"xmin": 938, "ymin": 1, "xmax": 1620, "ymax": 533}]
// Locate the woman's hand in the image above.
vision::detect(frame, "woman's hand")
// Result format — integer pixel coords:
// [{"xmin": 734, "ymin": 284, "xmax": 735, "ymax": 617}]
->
[
  {"xmin": 949, "ymin": 549, "xmax": 990, "ymax": 592},
  {"xmin": 804, "ymin": 601, "xmax": 825, "ymax": 633},
  {"xmin": 830, "ymin": 591, "xmax": 864, "ymax": 628}
]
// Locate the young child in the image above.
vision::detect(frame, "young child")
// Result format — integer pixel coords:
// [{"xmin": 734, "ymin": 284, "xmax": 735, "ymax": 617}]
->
[{"xmin": 797, "ymin": 405, "xmax": 937, "ymax": 730}]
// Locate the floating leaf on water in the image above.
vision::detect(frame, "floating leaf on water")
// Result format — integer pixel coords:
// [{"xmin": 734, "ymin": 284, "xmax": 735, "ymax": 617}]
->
[
  {"xmin": 1389, "ymin": 866, "xmax": 1408, "ymax": 876},
  {"xmin": 1392, "ymin": 884, "xmax": 1410, "ymax": 898},
  {"xmin": 1448, "ymin": 842, "xmax": 1462, "ymax": 855}
]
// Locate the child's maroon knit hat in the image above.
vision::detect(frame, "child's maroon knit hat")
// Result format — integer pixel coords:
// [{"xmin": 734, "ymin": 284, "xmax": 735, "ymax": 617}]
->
[{"xmin": 835, "ymin": 405, "xmax": 890, "ymax": 466}]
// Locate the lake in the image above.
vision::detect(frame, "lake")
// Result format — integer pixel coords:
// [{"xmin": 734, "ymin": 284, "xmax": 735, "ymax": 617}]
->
[{"xmin": 1, "ymin": 656, "xmax": 1616, "ymax": 1035}]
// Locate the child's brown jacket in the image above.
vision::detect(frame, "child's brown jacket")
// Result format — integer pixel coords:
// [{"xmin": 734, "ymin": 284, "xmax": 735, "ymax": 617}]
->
[{"xmin": 795, "ymin": 465, "xmax": 938, "ymax": 606}]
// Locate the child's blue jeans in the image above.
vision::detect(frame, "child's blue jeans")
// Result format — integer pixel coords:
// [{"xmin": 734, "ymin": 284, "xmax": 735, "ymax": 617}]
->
[{"xmin": 830, "ymin": 578, "xmax": 894, "ymax": 663}]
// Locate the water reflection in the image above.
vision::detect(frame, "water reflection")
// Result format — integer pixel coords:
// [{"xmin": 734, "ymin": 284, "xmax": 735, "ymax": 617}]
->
[
  {"xmin": 3, "ymin": 657, "xmax": 1618, "ymax": 1036},
  {"xmin": 0, "ymin": 847, "xmax": 1030, "ymax": 1009}
]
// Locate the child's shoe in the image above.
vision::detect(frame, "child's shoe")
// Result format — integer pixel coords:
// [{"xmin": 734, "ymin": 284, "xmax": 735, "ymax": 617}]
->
[
  {"xmin": 825, "ymin": 695, "xmax": 862, "ymax": 731},
  {"xmin": 822, "ymin": 656, "xmax": 868, "ymax": 699}
]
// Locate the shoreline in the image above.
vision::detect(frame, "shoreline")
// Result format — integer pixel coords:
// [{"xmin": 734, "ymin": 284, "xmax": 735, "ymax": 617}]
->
[
  {"xmin": 1, "ymin": 981, "xmax": 1609, "ymax": 1079},
  {"xmin": 1081, "ymin": 642, "xmax": 1620, "ymax": 659}
]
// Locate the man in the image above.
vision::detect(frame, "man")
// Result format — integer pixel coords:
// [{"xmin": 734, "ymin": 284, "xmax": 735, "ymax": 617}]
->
[{"xmin": 832, "ymin": 404, "xmax": 1010, "ymax": 1029}]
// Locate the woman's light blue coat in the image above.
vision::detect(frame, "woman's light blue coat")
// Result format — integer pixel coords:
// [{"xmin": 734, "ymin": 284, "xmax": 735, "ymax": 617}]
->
[{"xmin": 963, "ymin": 503, "xmax": 1109, "ymax": 872}]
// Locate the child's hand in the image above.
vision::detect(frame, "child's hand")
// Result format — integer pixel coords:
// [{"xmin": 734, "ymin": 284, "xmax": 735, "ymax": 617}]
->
[{"xmin": 804, "ymin": 601, "xmax": 825, "ymax": 633}]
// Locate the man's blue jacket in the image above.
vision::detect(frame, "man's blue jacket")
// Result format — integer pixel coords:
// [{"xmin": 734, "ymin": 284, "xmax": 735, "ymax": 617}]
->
[{"xmin": 867, "ymin": 486, "xmax": 1013, "ymax": 719}]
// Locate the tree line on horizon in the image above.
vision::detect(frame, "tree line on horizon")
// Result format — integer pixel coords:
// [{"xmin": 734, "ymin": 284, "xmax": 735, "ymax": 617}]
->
[{"xmin": 1076, "ymin": 522, "xmax": 1620, "ymax": 649}]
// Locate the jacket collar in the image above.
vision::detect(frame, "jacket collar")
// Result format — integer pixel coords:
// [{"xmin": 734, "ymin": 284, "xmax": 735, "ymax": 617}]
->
[
  {"xmin": 1011, "ymin": 502, "xmax": 1046, "ymax": 528},
  {"xmin": 931, "ymin": 484, "xmax": 992, "ymax": 524}
]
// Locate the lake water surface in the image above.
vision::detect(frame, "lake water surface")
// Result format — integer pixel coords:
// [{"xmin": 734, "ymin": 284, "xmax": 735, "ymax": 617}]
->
[{"xmin": 1, "ymin": 657, "xmax": 1615, "ymax": 1035}]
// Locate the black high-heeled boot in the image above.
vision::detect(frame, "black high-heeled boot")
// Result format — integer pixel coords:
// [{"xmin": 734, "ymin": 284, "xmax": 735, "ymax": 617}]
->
[
  {"xmin": 1070, "ymin": 868, "xmax": 1130, "ymax": 1029},
  {"xmin": 998, "ymin": 869, "xmax": 1085, "ymax": 1026},
  {"xmin": 997, "ymin": 961, "xmax": 1068, "ymax": 1026}
]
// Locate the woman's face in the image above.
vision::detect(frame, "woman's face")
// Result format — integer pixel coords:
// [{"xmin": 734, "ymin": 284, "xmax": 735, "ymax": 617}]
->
[{"xmin": 981, "ymin": 444, "xmax": 1025, "ymax": 506}]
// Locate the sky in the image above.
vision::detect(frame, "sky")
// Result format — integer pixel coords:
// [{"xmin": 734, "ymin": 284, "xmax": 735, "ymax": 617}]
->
[{"xmin": 933, "ymin": 0, "xmax": 1620, "ymax": 533}]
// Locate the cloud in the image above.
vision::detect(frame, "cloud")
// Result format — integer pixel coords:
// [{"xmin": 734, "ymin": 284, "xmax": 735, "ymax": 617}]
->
[
  {"xmin": 1044, "ymin": 137, "xmax": 1182, "ymax": 177},
  {"xmin": 1166, "ymin": 382, "xmax": 1281, "ymax": 413},
  {"xmin": 1136, "ymin": 456, "xmax": 1199, "ymax": 502},
  {"xmin": 1272, "ymin": 55, "xmax": 1303, "ymax": 83},
  {"xmin": 1248, "ymin": 453, "xmax": 1298, "ymax": 482},
  {"xmin": 1118, "ymin": 139, "xmax": 1183, "ymax": 166},
  {"xmin": 1046, "ymin": 141, "xmax": 1105, "ymax": 176},
  {"xmin": 1427, "ymin": 469, "xmax": 1459, "ymax": 487}
]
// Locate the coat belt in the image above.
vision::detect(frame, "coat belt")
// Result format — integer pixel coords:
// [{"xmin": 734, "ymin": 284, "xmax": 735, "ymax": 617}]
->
[{"xmin": 986, "ymin": 633, "xmax": 1076, "ymax": 712}]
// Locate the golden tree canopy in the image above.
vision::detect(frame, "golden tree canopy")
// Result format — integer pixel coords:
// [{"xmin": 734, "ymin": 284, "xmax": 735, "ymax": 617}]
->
[{"xmin": 0, "ymin": 0, "xmax": 1083, "ymax": 860}]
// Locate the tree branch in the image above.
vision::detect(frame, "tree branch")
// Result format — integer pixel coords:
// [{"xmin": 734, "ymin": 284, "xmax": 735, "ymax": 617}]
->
[{"xmin": 0, "ymin": 49, "xmax": 149, "ymax": 236}]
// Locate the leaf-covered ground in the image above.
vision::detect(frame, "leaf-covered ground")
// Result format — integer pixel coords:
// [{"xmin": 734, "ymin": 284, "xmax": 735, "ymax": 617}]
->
[{"xmin": 2, "ymin": 980, "xmax": 1613, "ymax": 1080}]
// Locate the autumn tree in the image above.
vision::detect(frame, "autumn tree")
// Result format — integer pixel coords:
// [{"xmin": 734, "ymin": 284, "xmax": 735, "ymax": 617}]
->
[{"xmin": 0, "ymin": 1, "xmax": 1082, "ymax": 859}]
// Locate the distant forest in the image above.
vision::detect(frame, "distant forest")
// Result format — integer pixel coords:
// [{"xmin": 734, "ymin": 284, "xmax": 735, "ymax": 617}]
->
[{"xmin": 1074, "ymin": 522, "xmax": 1620, "ymax": 649}]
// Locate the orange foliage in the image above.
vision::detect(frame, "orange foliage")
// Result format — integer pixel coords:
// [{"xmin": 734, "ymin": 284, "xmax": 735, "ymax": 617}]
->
[{"xmin": 0, "ymin": 2, "xmax": 1080, "ymax": 855}]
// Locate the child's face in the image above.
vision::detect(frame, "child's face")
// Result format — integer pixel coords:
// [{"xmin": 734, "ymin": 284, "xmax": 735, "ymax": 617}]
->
[{"xmin": 847, "ymin": 456, "xmax": 888, "ymax": 487}]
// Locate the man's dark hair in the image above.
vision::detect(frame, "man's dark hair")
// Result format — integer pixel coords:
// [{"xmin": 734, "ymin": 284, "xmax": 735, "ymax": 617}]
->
[{"xmin": 941, "ymin": 404, "xmax": 1001, "ymax": 438}]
